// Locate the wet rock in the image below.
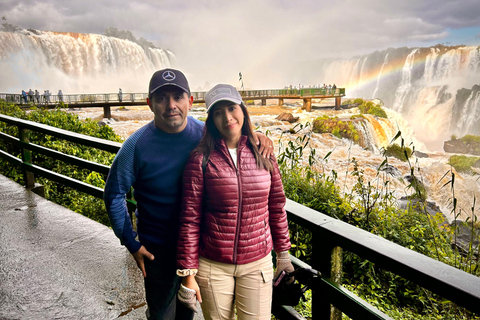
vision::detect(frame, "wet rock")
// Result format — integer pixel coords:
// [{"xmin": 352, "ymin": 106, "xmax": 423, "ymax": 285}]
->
[
  {"xmin": 473, "ymin": 159, "xmax": 480, "ymax": 168},
  {"xmin": 449, "ymin": 220, "xmax": 480, "ymax": 258},
  {"xmin": 276, "ymin": 112, "xmax": 299, "ymax": 123},
  {"xmin": 343, "ymin": 103, "xmax": 360, "ymax": 109},
  {"xmin": 444, "ymin": 137, "xmax": 480, "ymax": 155},
  {"xmin": 398, "ymin": 197, "xmax": 448, "ymax": 225},
  {"xmin": 414, "ymin": 150, "xmax": 429, "ymax": 158},
  {"xmin": 378, "ymin": 164, "xmax": 402, "ymax": 178}
]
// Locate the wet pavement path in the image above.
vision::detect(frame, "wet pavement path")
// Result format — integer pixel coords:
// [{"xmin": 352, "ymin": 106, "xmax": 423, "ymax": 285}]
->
[{"xmin": 0, "ymin": 175, "xmax": 203, "ymax": 319}]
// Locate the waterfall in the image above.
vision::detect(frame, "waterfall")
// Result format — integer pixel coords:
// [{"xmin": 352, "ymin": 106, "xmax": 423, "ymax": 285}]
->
[
  {"xmin": 0, "ymin": 30, "xmax": 176, "ymax": 93},
  {"xmin": 317, "ymin": 45, "xmax": 480, "ymax": 151},
  {"xmin": 392, "ymin": 49, "xmax": 417, "ymax": 113},
  {"xmin": 372, "ymin": 53, "xmax": 389, "ymax": 99}
]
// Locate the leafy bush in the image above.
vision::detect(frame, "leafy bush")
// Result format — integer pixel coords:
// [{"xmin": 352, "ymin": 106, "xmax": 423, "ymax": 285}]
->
[
  {"xmin": 383, "ymin": 143, "xmax": 413, "ymax": 161},
  {"xmin": 275, "ymin": 126, "xmax": 479, "ymax": 319},
  {"xmin": 448, "ymin": 155, "xmax": 480, "ymax": 173},
  {"xmin": 358, "ymin": 100, "xmax": 388, "ymax": 118},
  {"xmin": 460, "ymin": 135, "xmax": 480, "ymax": 143},
  {"xmin": 312, "ymin": 115, "xmax": 359, "ymax": 142},
  {"xmin": 353, "ymin": 98, "xmax": 365, "ymax": 104}
]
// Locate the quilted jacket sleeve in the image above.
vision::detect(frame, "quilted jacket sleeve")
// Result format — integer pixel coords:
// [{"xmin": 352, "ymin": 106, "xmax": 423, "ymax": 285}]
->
[
  {"xmin": 177, "ymin": 153, "xmax": 204, "ymax": 270},
  {"xmin": 268, "ymin": 157, "xmax": 292, "ymax": 252}
]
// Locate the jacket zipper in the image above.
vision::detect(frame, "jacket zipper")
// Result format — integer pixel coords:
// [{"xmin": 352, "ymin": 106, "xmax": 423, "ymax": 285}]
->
[{"xmin": 232, "ymin": 144, "xmax": 242, "ymax": 264}]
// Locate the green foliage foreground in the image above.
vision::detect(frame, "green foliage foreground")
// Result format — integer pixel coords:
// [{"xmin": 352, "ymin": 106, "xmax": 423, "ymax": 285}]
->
[{"xmin": 276, "ymin": 124, "xmax": 479, "ymax": 319}]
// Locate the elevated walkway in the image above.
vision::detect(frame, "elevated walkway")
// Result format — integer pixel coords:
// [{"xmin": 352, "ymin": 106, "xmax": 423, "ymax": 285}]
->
[{"xmin": 0, "ymin": 174, "xmax": 155, "ymax": 319}]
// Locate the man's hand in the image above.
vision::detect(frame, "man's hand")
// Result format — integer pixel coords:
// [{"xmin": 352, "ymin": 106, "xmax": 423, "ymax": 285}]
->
[
  {"xmin": 254, "ymin": 132, "xmax": 274, "ymax": 158},
  {"xmin": 132, "ymin": 245, "xmax": 155, "ymax": 277}
]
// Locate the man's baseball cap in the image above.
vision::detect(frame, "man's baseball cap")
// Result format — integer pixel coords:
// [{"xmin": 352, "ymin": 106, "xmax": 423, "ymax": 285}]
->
[
  {"xmin": 205, "ymin": 84, "xmax": 244, "ymax": 112},
  {"xmin": 148, "ymin": 68, "xmax": 190, "ymax": 98}
]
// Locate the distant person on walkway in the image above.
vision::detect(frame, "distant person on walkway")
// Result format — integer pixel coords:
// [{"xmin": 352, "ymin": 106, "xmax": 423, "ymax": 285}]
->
[
  {"xmin": 28, "ymin": 89, "xmax": 34, "ymax": 102},
  {"xmin": 58, "ymin": 90, "xmax": 63, "ymax": 103},
  {"xmin": 176, "ymin": 84, "xmax": 293, "ymax": 319},
  {"xmin": 104, "ymin": 69, "xmax": 273, "ymax": 320},
  {"xmin": 21, "ymin": 90, "xmax": 27, "ymax": 103},
  {"xmin": 35, "ymin": 90, "xmax": 40, "ymax": 104},
  {"xmin": 118, "ymin": 88, "xmax": 123, "ymax": 103}
]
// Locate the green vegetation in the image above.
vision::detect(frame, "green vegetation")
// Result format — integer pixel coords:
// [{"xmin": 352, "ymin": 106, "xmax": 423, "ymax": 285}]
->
[
  {"xmin": 448, "ymin": 155, "xmax": 480, "ymax": 174},
  {"xmin": 276, "ymin": 124, "xmax": 479, "ymax": 319},
  {"xmin": 383, "ymin": 143, "xmax": 413, "ymax": 162},
  {"xmin": 312, "ymin": 115, "xmax": 360, "ymax": 142},
  {"xmin": 460, "ymin": 134, "xmax": 480, "ymax": 144},
  {"xmin": 0, "ymin": 101, "xmax": 123, "ymax": 225},
  {"xmin": 342, "ymin": 98, "xmax": 388, "ymax": 118}
]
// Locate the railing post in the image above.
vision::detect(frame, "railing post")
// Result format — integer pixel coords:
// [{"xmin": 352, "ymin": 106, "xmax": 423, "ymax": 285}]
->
[
  {"xmin": 18, "ymin": 127, "xmax": 35, "ymax": 188},
  {"xmin": 303, "ymin": 98, "xmax": 312, "ymax": 112},
  {"xmin": 311, "ymin": 233, "xmax": 334, "ymax": 319},
  {"xmin": 335, "ymin": 97, "xmax": 342, "ymax": 110},
  {"xmin": 103, "ymin": 105, "xmax": 111, "ymax": 119},
  {"xmin": 331, "ymin": 247, "xmax": 343, "ymax": 320}
]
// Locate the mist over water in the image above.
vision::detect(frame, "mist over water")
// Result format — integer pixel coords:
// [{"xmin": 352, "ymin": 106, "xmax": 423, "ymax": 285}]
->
[{"xmin": 0, "ymin": 30, "xmax": 175, "ymax": 93}]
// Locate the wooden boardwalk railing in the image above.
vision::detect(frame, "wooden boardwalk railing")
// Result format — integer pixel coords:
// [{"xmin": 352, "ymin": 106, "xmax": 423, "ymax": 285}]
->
[{"xmin": 1, "ymin": 87, "xmax": 346, "ymax": 112}]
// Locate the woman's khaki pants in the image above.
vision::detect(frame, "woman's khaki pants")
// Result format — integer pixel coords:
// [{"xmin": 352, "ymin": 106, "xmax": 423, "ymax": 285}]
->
[{"xmin": 196, "ymin": 254, "xmax": 273, "ymax": 320}]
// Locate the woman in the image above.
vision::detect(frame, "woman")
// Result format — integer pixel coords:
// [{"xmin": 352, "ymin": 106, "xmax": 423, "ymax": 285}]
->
[{"xmin": 176, "ymin": 84, "xmax": 294, "ymax": 319}]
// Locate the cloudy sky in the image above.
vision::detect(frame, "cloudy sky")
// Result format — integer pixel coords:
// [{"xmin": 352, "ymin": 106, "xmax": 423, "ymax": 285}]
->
[{"xmin": 1, "ymin": 0, "xmax": 480, "ymax": 89}]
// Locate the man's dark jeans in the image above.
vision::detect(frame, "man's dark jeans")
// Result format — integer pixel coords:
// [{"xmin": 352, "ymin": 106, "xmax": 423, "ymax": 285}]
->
[{"xmin": 144, "ymin": 245, "xmax": 194, "ymax": 320}]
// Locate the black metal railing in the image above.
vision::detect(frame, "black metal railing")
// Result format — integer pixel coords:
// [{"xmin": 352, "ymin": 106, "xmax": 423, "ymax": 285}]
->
[{"xmin": 0, "ymin": 114, "xmax": 478, "ymax": 320}]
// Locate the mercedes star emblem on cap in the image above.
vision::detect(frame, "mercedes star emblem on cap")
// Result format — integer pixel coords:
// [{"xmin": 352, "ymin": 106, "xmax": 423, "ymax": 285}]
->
[{"xmin": 162, "ymin": 71, "xmax": 176, "ymax": 81}]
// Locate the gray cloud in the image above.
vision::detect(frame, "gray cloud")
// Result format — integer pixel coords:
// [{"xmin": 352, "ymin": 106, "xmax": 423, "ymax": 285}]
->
[{"xmin": 1, "ymin": 0, "xmax": 480, "ymax": 89}]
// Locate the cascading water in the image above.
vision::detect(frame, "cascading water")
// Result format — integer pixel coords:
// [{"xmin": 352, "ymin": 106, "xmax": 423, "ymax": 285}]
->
[
  {"xmin": 0, "ymin": 30, "xmax": 175, "ymax": 93},
  {"xmin": 317, "ymin": 45, "xmax": 480, "ymax": 151}
]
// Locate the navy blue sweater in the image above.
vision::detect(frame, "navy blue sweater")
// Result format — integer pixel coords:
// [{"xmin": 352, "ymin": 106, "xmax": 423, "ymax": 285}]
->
[{"xmin": 104, "ymin": 117, "xmax": 204, "ymax": 253}]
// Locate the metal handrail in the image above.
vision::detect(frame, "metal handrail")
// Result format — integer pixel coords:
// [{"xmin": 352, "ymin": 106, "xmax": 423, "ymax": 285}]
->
[
  {"xmin": 0, "ymin": 114, "xmax": 478, "ymax": 319},
  {"xmin": 0, "ymin": 88, "xmax": 345, "ymax": 106}
]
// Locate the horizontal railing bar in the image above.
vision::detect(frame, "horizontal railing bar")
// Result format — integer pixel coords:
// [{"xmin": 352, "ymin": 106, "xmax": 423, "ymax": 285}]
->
[
  {"xmin": 271, "ymin": 306, "xmax": 306, "ymax": 320},
  {"xmin": 289, "ymin": 254, "xmax": 392, "ymax": 319},
  {"xmin": 0, "ymin": 149, "xmax": 22, "ymax": 165},
  {"xmin": 20, "ymin": 141, "xmax": 111, "ymax": 175},
  {"xmin": 0, "ymin": 114, "xmax": 122, "ymax": 153},
  {"xmin": 22, "ymin": 162, "xmax": 104, "ymax": 199},
  {"xmin": 0, "ymin": 131, "xmax": 111, "ymax": 175},
  {"xmin": 0, "ymin": 130, "xmax": 18, "ymax": 145},
  {"xmin": 318, "ymin": 278, "xmax": 392, "ymax": 320},
  {"xmin": 285, "ymin": 199, "xmax": 480, "ymax": 315}
]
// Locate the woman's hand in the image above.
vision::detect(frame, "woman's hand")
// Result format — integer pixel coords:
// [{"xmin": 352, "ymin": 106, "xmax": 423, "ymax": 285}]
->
[{"xmin": 182, "ymin": 275, "xmax": 202, "ymax": 303}]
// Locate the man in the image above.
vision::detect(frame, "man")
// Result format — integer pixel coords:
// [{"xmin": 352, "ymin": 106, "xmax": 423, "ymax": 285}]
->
[{"xmin": 104, "ymin": 68, "xmax": 273, "ymax": 320}]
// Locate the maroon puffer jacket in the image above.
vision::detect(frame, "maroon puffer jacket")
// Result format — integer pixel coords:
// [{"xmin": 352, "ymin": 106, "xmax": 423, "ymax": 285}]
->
[{"xmin": 177, "ymin": 136, "xmax": 291, "ymax": 269}]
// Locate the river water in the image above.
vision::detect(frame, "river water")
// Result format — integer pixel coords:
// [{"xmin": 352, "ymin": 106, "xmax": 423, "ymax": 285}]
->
[{"xmin": 67, "ymin": 100, "xmax": 480, "ymax": 222}]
